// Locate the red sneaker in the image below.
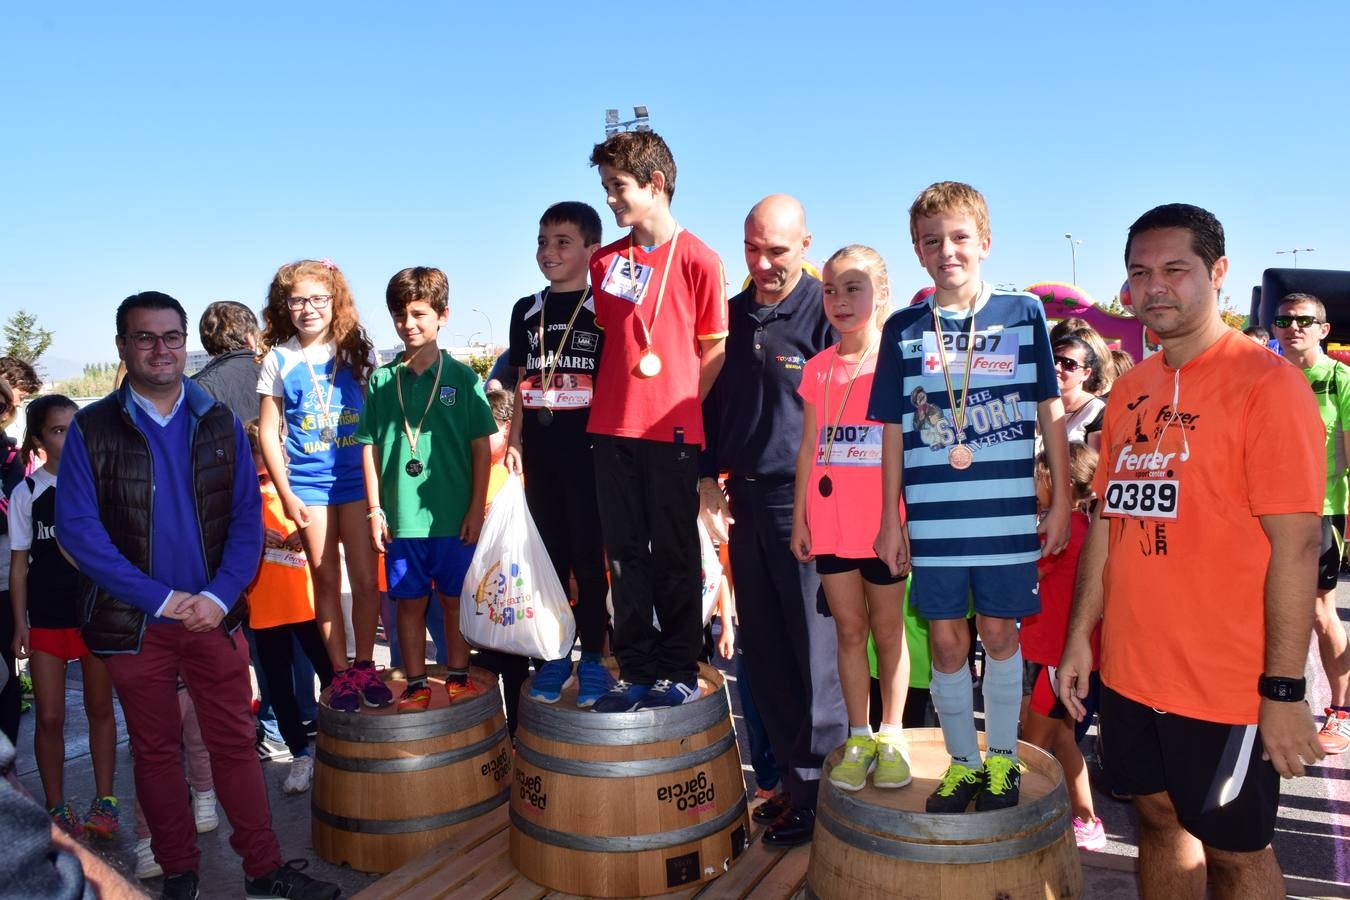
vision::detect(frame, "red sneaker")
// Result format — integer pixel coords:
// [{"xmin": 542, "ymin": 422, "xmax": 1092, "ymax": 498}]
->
[
  {"xmin": 446, "ymin": 677, "xmax": 482, "ymax": 703},
  {"xmin": 1319, "ymin": 708, "xmax": 1350, "ymax": 755}
]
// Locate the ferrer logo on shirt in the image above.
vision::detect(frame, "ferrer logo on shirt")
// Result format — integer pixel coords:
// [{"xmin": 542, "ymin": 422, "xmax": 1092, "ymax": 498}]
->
[
  {"xmin": 921, "ymin": 331, "xmax": 1019, "ymax": 379},
  {"xmin": 440, "ymin": 386, "xmax": 457, "ymax": 407}
]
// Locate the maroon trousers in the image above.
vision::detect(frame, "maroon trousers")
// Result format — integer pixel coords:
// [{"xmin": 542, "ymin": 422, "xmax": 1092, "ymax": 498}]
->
[{"xmin": 104, "ymin": 623, "xmax": 282, "ymax": 878}]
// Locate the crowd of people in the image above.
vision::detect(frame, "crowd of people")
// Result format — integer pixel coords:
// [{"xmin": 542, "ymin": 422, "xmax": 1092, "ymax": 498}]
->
[{"xmin": 0, "ymin": 128, "xmax": 1344, "ymax": 900}]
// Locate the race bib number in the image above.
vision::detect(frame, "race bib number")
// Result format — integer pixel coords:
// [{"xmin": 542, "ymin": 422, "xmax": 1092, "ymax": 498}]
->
[
  {"xmin": 921, "ymin": 330, "xmax": 1020, "ymax": 379},
  {"xmin": 1101, "ymin": 479, "xmax": 1179, "ymax": 519},
  {"xmin": 600, "ymin": 256, "xmax": 653, "ymax": 304},
  {"xmin": 521, "ymin": 373, "xmax": 594, "ymax": 410},
  {"xmin": 263, "ymin": 547, "xmax": 307, "ymax": 569},
  {"xmin": 817, "ymin": 424, "xmax": 882, "ymax": 466}
]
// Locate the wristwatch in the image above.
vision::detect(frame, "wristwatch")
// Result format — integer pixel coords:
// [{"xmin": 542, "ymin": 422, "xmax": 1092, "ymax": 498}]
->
[{"xmin": 1257, "ymin": 674, "xmax": 1306, "ymax": 702}]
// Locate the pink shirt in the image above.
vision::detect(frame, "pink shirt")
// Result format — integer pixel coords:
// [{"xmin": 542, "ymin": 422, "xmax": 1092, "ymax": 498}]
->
[{"xmin": 798, "ymin": 346, "xmax": 900, "ymax": 558}]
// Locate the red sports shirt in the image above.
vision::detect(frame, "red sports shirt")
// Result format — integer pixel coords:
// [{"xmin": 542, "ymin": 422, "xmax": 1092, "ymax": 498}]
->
[{"xmin": 587, "ymin": 228, "xmax": 727, "ymax": 446}]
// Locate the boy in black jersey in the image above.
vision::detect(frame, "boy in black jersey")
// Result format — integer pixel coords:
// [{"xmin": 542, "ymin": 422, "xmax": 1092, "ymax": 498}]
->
[{"xmin": 504, "ymin": 201, "xmax": 614, "ymax": 707}]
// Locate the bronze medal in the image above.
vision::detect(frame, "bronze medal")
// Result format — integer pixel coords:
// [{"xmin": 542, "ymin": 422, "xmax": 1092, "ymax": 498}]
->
[
  {"xmin": 405, "ymin": 458, "xmax": 425, "ymax": 477},
  {"xmin": 537, "ymin": 407, "xmax": 554, "ymax": 426},
  {"xmin": 818, "ymin": 474, "xmax": 834, "ymax": 497},
  {"xmin": 948, "ymin": 444, "xmax": 974, "ymax": 470},
  {"xmin": 319, "ymin": 426, "xmax": 336, "ymax": 443}
]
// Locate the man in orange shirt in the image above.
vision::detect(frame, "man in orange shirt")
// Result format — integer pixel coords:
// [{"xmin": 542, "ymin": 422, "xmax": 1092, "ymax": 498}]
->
[{"xmin": 1058, "ymin": 204, "xmax": 1326, "ymax": 900}]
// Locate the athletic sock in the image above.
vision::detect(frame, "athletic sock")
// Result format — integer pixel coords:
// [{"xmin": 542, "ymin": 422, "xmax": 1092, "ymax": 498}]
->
[
  {"xmin": 447, "ymin": 667, "xmax": 469, "ymax": 685},
  {"xmin": 1332, "ymin": 705, "xmax": 1350, "ymax": 713},
  {"xmin": 930, "ymin": 664, "xmax": 981, "ymax": 766},
  {"xmin": 408, "ymin": 676, "xmax": 427, "ymax": 689},
  {"xmin": 878, "ymin": 721, "xmax": 904, "ymax": 740},
  {"xmin": 849, "ymin": 725, "xmax": 873, "ymax": 739},
  {"xmin": 580, "ymin": 651, "xmax": 602, "ymax": 665},
  {"xmin": 982, "ymin": 646, "xmax": 1023, "ymax": 760}
]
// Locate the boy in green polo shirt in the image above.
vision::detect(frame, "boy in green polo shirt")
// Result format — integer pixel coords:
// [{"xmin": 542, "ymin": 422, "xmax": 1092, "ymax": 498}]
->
[{"xmin": 358, "ymin": 266, "xmax": 498, "ymax": 712}]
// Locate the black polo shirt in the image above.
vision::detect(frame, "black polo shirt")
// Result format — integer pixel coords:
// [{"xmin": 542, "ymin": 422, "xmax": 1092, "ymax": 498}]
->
[{"xmin": 701, "ymin": 275, "xmax": 834, "ymax": 481}]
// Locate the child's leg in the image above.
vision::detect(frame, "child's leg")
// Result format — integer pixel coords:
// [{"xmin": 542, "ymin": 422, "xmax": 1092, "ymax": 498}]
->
[
  {"xmin": 30, "ymin": 649, "xmax": 69, "ymax": 808},
  {"xmin": 295, "ymin": 621, "xmax": 336, "ymax": 690},
  {"xmin": 80, "ymin": 654, "xmax": 118, "ymax": 798},
  {"xmin": 976, "ymin": 614, "xmax": 1022, "ymax": 759},
  {"xmin": 820, "ymin": 571, "xmax": 872, "ymax": 729},
  {"xmin": 337, "ymin": 498, "xmax": 380, "ymax": 663},
  {"xmin": 397, "ymin": 597, "xmax": 432, "ymax": 680},
  {"xmin": 296, "ymin": 504, "xmax": 348, "ymax": 670},
  {"xmin": 865, "ymin": 579, "xmax": 909, "ymax": 731},
  {"xmin": 1054, "ymin": 714, "xmax": 1095, "ymax": 821},
  {"xmin": 437, "ymin": 594, "xmax": 471, "ymax": 671},
  {"xmin": 253, "ymin": 625, "xmax": 307, "ymax": 757},
  {"xmin": 928, "ymin": 617, "xmax": 979, "ymax": 766},
  {"xmin": 178, "ymin": 690, "xmax": 213, "ymax": 792}
]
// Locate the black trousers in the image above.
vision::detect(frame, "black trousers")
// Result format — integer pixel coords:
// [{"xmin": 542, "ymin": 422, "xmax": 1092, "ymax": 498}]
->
[
  {"xmin": 252, "ymin": 620, "xmax": 334, "ymax": 757},
  {"xmin": 523, "ymin": 440, "xmax": 609, "ymax": 655},
  {"xmin": 592, "ymin": 436, "xmax": 702, "ymax": 684},
  {"xmin": 0, "ymin": 592, "xmax": 18, "ymax": 745},
  {"xmin": 726, "ymin": 475, "xmax": 848, "ymax": 811}
]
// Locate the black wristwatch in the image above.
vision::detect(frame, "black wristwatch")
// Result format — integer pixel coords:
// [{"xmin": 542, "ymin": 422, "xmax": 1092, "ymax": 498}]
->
[{"xmin": 1257, "ymin": 674, "xmax": 1306, "ymax": 702}]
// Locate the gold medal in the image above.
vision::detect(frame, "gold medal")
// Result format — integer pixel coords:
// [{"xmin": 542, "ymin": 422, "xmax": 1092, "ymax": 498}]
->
[{"xmin": 637, "ymin": 351, "xmax": 663, "ymax": 378}]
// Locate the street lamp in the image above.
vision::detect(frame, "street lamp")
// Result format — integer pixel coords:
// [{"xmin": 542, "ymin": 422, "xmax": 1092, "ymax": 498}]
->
[
  {"xmin": 471, "ymin": 307, "xmax": 494, "ymax": 348},
  {"xmin": 604, "ymin": 106, "xmax": 651, "ymax": 137},
  {"xmin": 1064, "ymin": 233, "xmax": 1082, "ymax": 285},
  {"xmin": 1275, "ymin": 248, "xmax": 1316, "ymax": 269}
]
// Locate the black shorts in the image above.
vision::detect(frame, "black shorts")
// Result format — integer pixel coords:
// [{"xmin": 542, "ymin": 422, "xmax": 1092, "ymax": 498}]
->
[
  {"xmin": 1319, "ymin": 514, "xmax": 1345, "ymax": 591},
  {"xmin": 815, "ymin": 554, "xmax": 905, "ymax": 586},
  {"xmin": 1100, "ymin": 685, "xmax": 1279, "ymax": 852}
]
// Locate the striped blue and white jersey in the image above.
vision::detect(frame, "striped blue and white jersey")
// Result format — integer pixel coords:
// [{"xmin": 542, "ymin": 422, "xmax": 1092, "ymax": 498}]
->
[{"xmin": 867, "ymin": 288, "xmax": 1058, "ymax": 567}]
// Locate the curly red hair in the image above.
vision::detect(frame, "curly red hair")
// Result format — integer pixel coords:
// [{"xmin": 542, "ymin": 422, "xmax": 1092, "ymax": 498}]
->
[{"xmin": 262, "ymin": 259, "xmax": 374, "ymax": 384}]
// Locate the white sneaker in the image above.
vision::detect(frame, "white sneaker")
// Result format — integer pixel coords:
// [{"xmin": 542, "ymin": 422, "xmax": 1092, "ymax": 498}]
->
[
  {"xmin": 190, "ymin": 787, "xmax": 218, "ymax": 833},
  {"xmin": 134, "ymin": 836, "xmax": 162, "ymax": 879},
  {"xmin": 283, "ymin": 754, "xmax": 314, "ymax": 794}
]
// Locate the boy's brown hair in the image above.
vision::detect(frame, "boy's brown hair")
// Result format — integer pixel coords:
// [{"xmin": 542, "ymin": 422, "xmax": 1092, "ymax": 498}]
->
[
  {"xmin": 590, "ymin": 131, "xmax": 677, "ymax": 201},
  {"xmin": 386, "ymin": 267, "xmax": 449, "ymax": 316},
  {"xmin": 198, "ymin": 301, "xmax": 260, "ymax": 356},
  {"xmin": 908, "ymin": 181, "xmax": 990, "ymax": 244},
  {"xmin": 0, "ymin": 357, "xmax": 40, "ymax": 396}
]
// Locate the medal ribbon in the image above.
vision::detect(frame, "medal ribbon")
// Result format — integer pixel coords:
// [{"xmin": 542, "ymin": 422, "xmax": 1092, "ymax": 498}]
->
[
  {"xmin": 300, "ymin": 344, "xmax": 338, "ymax": 436},
  {"xmin": 627, "ymin": 226, "xmax": 681, "ymax": 354},
  {"xmin": 535, "ymin": 286, "xmax": 590, "ymax": 407},
  {"xmin": 396, "ymin": 349, "xmax": 444, "ymax": 460},
  {"xmin": 820, "ymin": 337, "xmax": 880, "ymax": 475},
  {"xmin": 931, "ymin": 295, "xmax": 980, "ymax": 446}
]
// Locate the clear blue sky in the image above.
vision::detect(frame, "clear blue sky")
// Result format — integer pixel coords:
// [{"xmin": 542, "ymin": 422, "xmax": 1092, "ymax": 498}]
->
[{"xmin": 4, "ymin": 1, "xmax": 1348, "ymax": 370}]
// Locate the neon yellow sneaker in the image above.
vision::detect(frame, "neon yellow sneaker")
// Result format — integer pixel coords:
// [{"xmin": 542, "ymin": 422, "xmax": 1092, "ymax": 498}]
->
[
  {"xmin": 828, "ymin": 735, "xmax": 877, "ymax": 792},
  {"xmin": 873, "ymin": 734, "xmax": 912, "ymax": 788}
]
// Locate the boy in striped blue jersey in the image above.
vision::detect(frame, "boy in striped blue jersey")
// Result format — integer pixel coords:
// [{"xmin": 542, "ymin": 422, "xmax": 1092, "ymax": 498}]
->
[{"xmin": 870, "ymin": 182, "xmax": 1070, "ymax": 812}]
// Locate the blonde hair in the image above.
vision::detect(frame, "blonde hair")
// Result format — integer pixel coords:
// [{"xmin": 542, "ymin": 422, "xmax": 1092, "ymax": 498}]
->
[
  {"xmin": 908, "ymin": 181, "xmax": 990, "ymax": 244},
  {"xmin": 824, "ymin": 244, "xmax": 891, "ymax": 325}
]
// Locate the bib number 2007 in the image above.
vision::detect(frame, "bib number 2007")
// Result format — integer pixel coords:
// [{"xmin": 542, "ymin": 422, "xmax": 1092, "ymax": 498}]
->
[{"xmin": 1103, "ymin": 479, "xmax": 1179, "ymax": 519}]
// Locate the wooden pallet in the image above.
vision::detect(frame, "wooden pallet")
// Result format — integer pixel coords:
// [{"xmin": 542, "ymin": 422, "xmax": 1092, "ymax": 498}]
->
[{"xmin": 354, "ymin": 801, "xmax": 810, "ymax": 900}]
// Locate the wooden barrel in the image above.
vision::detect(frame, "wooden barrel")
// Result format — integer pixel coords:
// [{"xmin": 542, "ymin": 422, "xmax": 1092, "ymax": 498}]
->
[
  {"xmin": 509, "ymin": 661, "xmax": 750, "ymax": 897},
  {"xmin": 312, "ymin": 666, "xmax": 512, "ymax": 874},
  {"xmin": 806, "ymin": 729, "xmax": 1083, "ymax": 899}
]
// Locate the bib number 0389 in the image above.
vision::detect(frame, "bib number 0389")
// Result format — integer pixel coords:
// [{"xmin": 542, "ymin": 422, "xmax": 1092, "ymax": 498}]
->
[{"xmin": 1103, "ymin": 479, "xmax": 1179, "ymax": 519}]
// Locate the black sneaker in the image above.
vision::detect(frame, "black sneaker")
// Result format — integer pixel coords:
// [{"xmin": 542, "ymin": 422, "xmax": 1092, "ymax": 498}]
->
[
  {"xmin": 925, "ymin": 762, "xmax": 986, "ymax": 813},
  {"xmin": 974, "ymin": 755, "xmax": 1024, "ymax": 812},
  {"xmin": 244, "ymin": 860, "xmax": 341, "ymax": 899},
  {"xmin": 162, "ymin": 872, "xmax": 200, "ymax": 900}
]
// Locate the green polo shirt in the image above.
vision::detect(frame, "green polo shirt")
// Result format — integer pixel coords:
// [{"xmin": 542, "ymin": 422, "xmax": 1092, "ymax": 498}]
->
[
  {"xmin": 1304, "ymin": 354, "xmax": 1350, "ymax": 515},
  {"xmin": 357, "ymin": 351, "xmax": 498, "ymax": 537}
]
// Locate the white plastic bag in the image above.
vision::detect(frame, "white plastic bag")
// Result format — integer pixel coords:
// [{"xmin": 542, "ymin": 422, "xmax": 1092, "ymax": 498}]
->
[
  {"xmin": 605, "ymin": 519, "xmax": 723, "ymax": 629},
  {"xmin": 460, "ymin": 475, "xmax": 576, "ymax": 660}
]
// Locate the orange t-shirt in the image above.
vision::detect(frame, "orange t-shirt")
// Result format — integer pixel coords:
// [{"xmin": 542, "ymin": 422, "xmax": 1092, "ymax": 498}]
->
[
  {"xmin": 248, "ymin": 482, "xmax": 317, "ymax": 629},
  {"xmin": 1093, "ymin": 329, "xmax": 1324, "ymax": 724}
]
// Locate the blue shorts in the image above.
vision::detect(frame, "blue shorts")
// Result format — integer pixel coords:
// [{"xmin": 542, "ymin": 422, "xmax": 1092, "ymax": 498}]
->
[
  {"xmin": 910, "ymin": 562, "xmax": 1040, "ymax": 620},
  {"xmin": 386, "ymin": 537, "xmax": 477, "ymax": 600}
]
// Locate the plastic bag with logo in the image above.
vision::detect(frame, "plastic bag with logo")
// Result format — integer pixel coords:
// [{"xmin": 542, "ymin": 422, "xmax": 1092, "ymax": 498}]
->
[{"xmin": 459, "ymin": 474, "xmax": 576, "ymax": 660}]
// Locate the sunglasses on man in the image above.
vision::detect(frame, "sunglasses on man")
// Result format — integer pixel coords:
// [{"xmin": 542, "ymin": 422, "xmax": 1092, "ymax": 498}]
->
[{"xmin": 1273, "ymin": 315, "xmax": 1324, "ymax": 329}]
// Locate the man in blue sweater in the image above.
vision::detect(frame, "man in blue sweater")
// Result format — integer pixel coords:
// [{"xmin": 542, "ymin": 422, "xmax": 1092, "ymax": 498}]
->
[{"xmin": 56, "ymin": 292, "xmax": 339, "ymax": 900}]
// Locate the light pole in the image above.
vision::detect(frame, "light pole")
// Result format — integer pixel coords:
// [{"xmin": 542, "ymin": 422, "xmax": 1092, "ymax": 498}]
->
[
  {"xmin": 1275, "ymin": 248, "xmax": 1316, "ymax": 269},
  {"xmin": 1064, "ymin": 233, "xmax": 1082, "ymax": 285},
  {"xmin": 604, "ymin": 106, "xmax": 651, "ymax": 137},
  {"xmin": 470, "ymin": 308, "xmax": 494, "ymax": 349}
]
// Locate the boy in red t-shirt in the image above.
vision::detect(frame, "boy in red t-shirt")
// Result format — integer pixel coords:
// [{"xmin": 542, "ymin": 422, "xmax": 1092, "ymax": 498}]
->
[{"xmin": 586, "ymin": 130, "xmax": 729, "ymax": 711}]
